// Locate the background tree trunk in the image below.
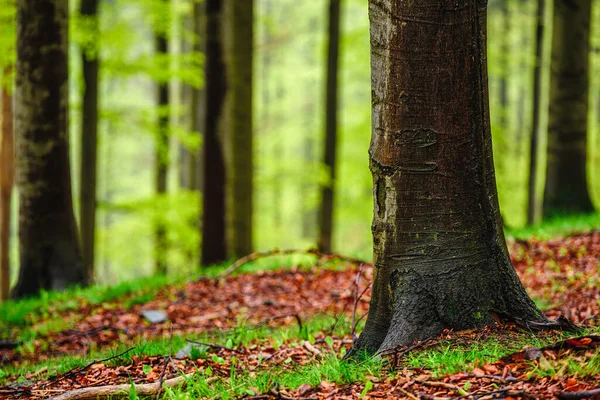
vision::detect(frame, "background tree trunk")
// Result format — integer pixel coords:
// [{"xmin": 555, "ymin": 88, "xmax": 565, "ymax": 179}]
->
[
  {"xmin": 155, "ymin": 33, "xmax": 169, "ymax": 275},
  {"xmin": 190, "ymin": 0, "xmax": 205, "ymax": 192},
  {"xmin": 0, "ymin": 68, "xmax": 13, "ymax": 301},
  {"xmin": 318, "ymin": 0, "xmax": 341, "ymax": 253},
  {"xmin": 201, "ymin": 0, "xmax": 228, "ymax": 266},
  {"xmin": 543, "ymin": 0, "xmax": 595, "ymax": 216},
  {"xmin": 12, "ymin": 0, "xmax": 86, "ymax": 298},
  {"xmin": 79, "ymin": 0, "xmax": 99, "ymax": 282},
  {"xmin": 227, "ymin": 0, "xmax": 254, "ymax": 258},
  {"xmin": 528, "ymin": 0, "xmax": 546, "ymax": 226},
  {"xmin": 353, "ymin": 0, "xmax": 544, "ymax": 353}
]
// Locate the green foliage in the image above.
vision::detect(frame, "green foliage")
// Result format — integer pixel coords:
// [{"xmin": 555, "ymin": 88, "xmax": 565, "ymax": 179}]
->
[
  {"xmin": 506, "ymin": 213, "xmax": 600, "ymax": 240},
  {"xmin": 0, "ymin": 0, "xmax": 15, "ymax": 89}
]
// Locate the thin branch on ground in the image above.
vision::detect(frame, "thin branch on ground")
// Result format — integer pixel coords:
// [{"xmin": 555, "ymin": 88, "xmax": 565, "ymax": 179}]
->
[
  {"xmin": 49, "ymin": 373, "xmax": 205, "ymax": 400},
  {"xmin": 556, "ymin": 388, "xmax": 600, "ymax": 400},
  {"xmin": 220, "ymin": 248, "xmax": 370, "ymax": 278},
  {"xmin": 56, "ymin": 326, "xmax": 129, "ymax": 345},
  {"xmin": 44, "ymin": 347, "xmax": 135, "ymax": 387},
  {"xmin": 350, "ymin": 264, "xmax": 369, "ymax": 344},
  {"xmin": 377, "ymin": 336, "xmax": 434, "ymax": 358}
]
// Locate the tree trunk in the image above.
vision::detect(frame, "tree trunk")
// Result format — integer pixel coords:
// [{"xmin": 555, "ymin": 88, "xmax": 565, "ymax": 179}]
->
[
  {"xmin": 155, "ymin": 33, "xmax": 169, "ymax": 275},
  {"xmin": 527, "ymin": 0, "xmax": 546, "ymax": 226},
  {"xmin": 227, "ymin": 0, "xmax": 254, "ymax": 258},
  {"xmin": 79, "ymin": 0, "xmax": 99, "ymax": 282},
  {"xmin": 0, "ymin": 68, "xmax": 14, "ymax": 301},
  {"xmin": 318, "ymin": 0, "xmax": 341, "ymax": 253},
  {"xmin": 12, "ymin": 0, "xmax": 86, "ymax": 298},
  {"xmin": 352, "ymin": 0, "xmax": 545, "ymax": 354},
  {"xmin": 201, "ymin": 0, "xmax": 228, "ymax": 266},
  {"xmin": 543, "ymin": 0, "xmax": 595, "ymax": 216}
]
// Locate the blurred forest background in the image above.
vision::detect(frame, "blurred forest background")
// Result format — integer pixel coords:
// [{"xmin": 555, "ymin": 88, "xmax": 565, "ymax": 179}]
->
[{"xmin": 0, "ymin": 0, "xmax": 599, "ymax": 286}]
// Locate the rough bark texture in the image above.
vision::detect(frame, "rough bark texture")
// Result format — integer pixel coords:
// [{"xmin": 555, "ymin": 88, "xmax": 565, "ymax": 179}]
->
[
  {"xmin": 353, "ymin": 0, "xmax": 545, "ymax": 353},
  {"xmin": 12, "ymin": 0, "xmax": 86, "ymax": 298},
  {"xmin": 227, "ymin": 0, "xmax": 254, "ymax": 258},
  {"xmin": 79, "ymin": 0, "xmax": 99, "ymax": 281},
  {"xmin": 318, "ymin": 0, "xmax": 341, "ymax": 254},
  {"xmin": 201, "ymin": 0, "xmax": 228, "ymax": 266},
  {"xmin": 527, "ymin": 0, "xmax": 546, "ymax": 226},
  {"xmin": 543, "ymin": 0, "xmax": 594, "ymax": 216},
  {"xmin": 155, "ymin": 33, "xmax": 169, "ymax": 275},
  {"xmin": 1, "ymin": 69, "xmax": 14, "ymax": 301}
]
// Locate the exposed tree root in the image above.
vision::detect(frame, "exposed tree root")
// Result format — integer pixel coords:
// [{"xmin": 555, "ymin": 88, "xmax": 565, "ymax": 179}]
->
[
  {"xmin": 490, "ymin": 312, "xmax": 582, "ymax": 333},
  {"xmin": 49, "ymin": 373, "xmax": 204, "ymax": 400},
  {"xmin": 556, "ymin": 388, "xmax": 600, "ymax": 400}
]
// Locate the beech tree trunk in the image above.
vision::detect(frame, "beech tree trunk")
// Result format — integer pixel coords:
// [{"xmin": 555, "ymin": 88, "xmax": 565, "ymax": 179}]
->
[
  {"xmin": 79, "ymin": 0, "xmax": 99, "ymax": 281},
  {"xmin": 352, "ymin": 0, "xmax": 545, "ymax": 354},
  {"xmin": 318, "ymin": 0, "xmax": 341, "ymax": 253},
  {"xmin": 543, "ymin": 0, "xmax": 594, "ymax": 216},
  {"xmin": 12, "ymin": 0, "xmax": 86, "ymax": 298},
  {"xmin": 227, "ymin": 0, "xmax": 254, "ymax": 258},
  {"xmin": 0, "ymin": 69, "xmax": 13, "ymax": 301},
  {"xmin": 527, "ymin": 0, "xmax": 546, "ymax": 226},
  {"xmin": 201, "ymin": 0, "xmax": 228, "ymax": 265},
  {"xmin": 155, "ymin": 33, "xmax": 169, "ymax": 275}
]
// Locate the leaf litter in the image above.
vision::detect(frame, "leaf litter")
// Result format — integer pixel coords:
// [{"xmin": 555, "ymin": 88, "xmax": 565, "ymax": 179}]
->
[{"xmin": 0, "ymin": 230, "xmax": 599, "ymax": 399}]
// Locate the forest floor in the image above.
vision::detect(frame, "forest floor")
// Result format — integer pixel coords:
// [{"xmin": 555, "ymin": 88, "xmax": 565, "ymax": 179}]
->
[{"xmin": 0, "ymin": 229, "xmax": 599, "ymax": 399}]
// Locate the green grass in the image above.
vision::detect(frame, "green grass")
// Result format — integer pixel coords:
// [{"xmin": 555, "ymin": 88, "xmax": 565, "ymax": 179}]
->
[
  {"xmin": 404, "ymin": 327, "xmax": 600, "ymax": 378},
  {"xmin": 506, "ymin": 212, "xmax": 600, "ymax": 240}
]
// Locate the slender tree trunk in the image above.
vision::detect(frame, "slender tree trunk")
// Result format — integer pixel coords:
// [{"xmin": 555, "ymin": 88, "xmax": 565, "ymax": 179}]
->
[
  {"xmin": 12, "ymin": 0, "xmax": 86, "ymax": 298},
  {"xmin": 318, "ymin": 0, "xmax": 341, "ymax": 253},
  {"xmin": 201, "ymin": 0, "xmax": 227, "ymax": 266},
  {"xmin": 528, "ymin": 0, "xmax": 546, "ymax": 226},
  {"xmin": 227, "ymin": 0, "xmax": 254, "ymax": 258},
  {"xmin": 190, "ymin": 1, "xmax": 205, "ymax": 193},
  {"xmin": 352, "ymin": 0, "xmax": 544, "ymax": 354},
  {"xmin": 155, "ymin": 33, "xmax": 169, "ymax": 275},
  {"xmin": 543, "ymin": 0, "xmax": 595, "ymax": 215},
  {"xmin": 80, "ymin": 0, "xmax": 99, "ymax": 282},
  {"xmin": 0, "ymin": 68, "xmax": 14, "ymax": 301}
]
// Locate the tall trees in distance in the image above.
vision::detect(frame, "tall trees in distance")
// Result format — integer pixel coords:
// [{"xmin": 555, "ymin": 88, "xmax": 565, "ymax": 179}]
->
[
  {"xmin": 154, "ymin": 22, "xmax": 170, "ymax": 275},
  {"xmin": 527, "ymin": 0, "xmax": 546, "ymax": 226},
  {"xmin": 201, "ymin": 0, "xmax": 228, "ymax": 265},
  {"xmin": 12, "ymin": 0, "xmax": 86, "ymax": 298},
  {"xmin": 352, "ymin": 0, "xmax": 544, "ymax": 353},
  {"xmin": 0, "ymin": 68, "xmax": 13, "ymax": 301},
  {"xmin": 79, "ymin": 0, "xmax": 100, "ymax": 281},
  {"xmin": 543, "ymin": 0, "xmax": 595, "ymax": 216},
  {"xmin": 318, "ymin": 0, "xmax": 341, "ymax": 253},
  {"xmin": 227, "ymin": 0, "xmax": 254, "ymax": 258}
]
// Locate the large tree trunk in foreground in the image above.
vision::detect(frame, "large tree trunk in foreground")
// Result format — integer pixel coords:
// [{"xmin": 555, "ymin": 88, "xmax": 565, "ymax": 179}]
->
[
  {"xmin": 317, "ymin": 0, "xmax": 341, "ymax": 253},
  {"xmin": 201, "ymin": 0, "xmax": 227, "ymax": 266},
  {"xmin": 79, "ymin": 0, "xmax": 99, "ymax": 281},
  {"xmin": 543, "ymin": 0, "xmax": 594, "ymax": 216},
  {"xmin": 1, "ymin": 69, "xmax": 14, "ymax": 301},
  {"xmin": 227, "ymin": 0, "xmax": 254, "ymax": 258},
  {"xmin": 353, "ymin": 0, "xmax": 545, "ymax": 354},
  {"xmin": 12, "ymin": 0, "xmax": 86, "ymax": 298},
  {"xmin": 527, "ymin": 0, "xmax": 546, "ymax": 226}
]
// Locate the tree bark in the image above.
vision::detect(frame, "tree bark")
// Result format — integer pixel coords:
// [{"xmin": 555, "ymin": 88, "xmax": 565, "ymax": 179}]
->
[
  {"xmin": 543, "ymin": 0, "xmax": 595, "ymax": 216},
  {"xmin": 12, "ymin": 0, "xmax": 86, "ymax": 298},
  {"xmin": 79, "ymin": 0, "xmax": 99, "ymax": 282},
  {"xmin": 201, "ymin": 0, "xmax": 228, "ymax": 266},
  {"xmin": 155, "ymin": 32, "xmax": 169, "ymax": 275},
  {"xmin": 352, "ymin": 0, "xmax": 545, "ymax": 354},
  {"xmin": 227, "ymin": 0, "xmax": 254, "ymax": 258},
  {"xmin": 1, "ymin": 68, "xmax": 14, "ymax": 301},
  {"xmin": 527, "ymin": 0, "xmax": 546, "ymax": 226},
  {"xmin": 318, "ymin": 0, "xmax": 341, "ymax": 253},
  {"xmin": 190, "ymin": 0, "xmax": 205, "ymax": 192}
]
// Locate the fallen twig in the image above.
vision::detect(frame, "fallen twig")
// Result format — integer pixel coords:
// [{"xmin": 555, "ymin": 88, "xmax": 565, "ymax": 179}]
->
[
  {"xmin": 269, "ymin": 386, "xmax": 317, "ymax": 400},
  {"xmin": 303, "ymin": 340, "xmax": 322, "ymax": 356},
  {"xmin": 220, "ymin": 249, "xmax": 370, "ymax": 278},
  {"xmin": 44, "ymin": 347, "xmax": 135, "ymax": 387},
  {"xmin": 556, "ymin": 388, "xmax": 600, "ymax": 400},
  {"xmin": 377, "ymin": 336, "xmax": 434, "ymax": 358},
  {"xmin": 56, "ymin": 325, "xmax": 129, "ymax": 345},
  {"xmin": 350, "ymin": 264, "xmax": 371, "ymax": 344},
  {"xmin": 397, "ymin": 387, "xmax": 419, "ymax": 400},
  {"xmin": 49, "ymin": 373, "xmax": 205, "ymax": 400}
]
